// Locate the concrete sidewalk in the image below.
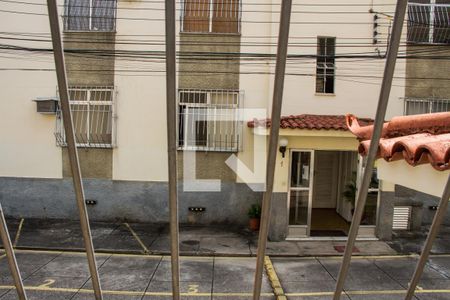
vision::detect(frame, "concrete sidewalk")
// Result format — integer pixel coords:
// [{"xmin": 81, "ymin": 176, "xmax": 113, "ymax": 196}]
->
[
  {"xmin": 0, "ymin": 218, "xmax": 399, "ymax": 257},
  {"xmin": 1, "ymin": 250, "xmax": 450, "ymax": 299}
]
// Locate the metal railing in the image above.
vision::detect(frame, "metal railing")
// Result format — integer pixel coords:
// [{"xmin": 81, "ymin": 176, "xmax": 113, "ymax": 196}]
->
[
  {"xmin": 180, "ymin": 0, "xmax": 242, "ymax": 33},
  {"xmin": 177, "ymin": 89, "xmax": 243, "ymax": 152},
  {"xmin": 403, "ymin": 97, "xmax": 450, "ymax": 115},
  {"xmin": 407, "ymin": 2, "xmax": 450, "ymax": 44},
  {"xmin": 63, "ymin": 0, "xmax": 117, "ymax": 32},
  {"xmin": 55, "ymin": 86, "xmax": 116, "ymax": 148}
]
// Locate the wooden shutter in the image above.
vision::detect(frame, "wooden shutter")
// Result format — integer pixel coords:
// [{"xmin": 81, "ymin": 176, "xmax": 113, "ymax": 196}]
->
[
  {"xmin": 183, "ymin": 0, "xmax": 210, "ymax": 32},
  {"xmin": 212, "ymin": 0, "xmax": 239, "ymax": 33}
]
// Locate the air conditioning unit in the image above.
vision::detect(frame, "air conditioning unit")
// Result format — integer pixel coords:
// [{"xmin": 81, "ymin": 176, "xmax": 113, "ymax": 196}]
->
[{"xmin": 33, "ymin": 97, "xmax": 59, "ymax": 114}]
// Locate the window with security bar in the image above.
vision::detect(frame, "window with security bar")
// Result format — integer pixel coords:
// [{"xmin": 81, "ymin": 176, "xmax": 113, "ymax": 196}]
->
[
  {"xmin": 316, "ymin": 37, "xmax": 336, "ymax": 94},
  {"xmin": 181, "ymin": 0, "xmax": 241, "ymax": 33},
  {"xmin": 177, "ymin": 89, "xmax": 243, "ymax": 152},
  {"xmin": 64, "ymin": 0, "xmax": 117, "ymax": 31},
  {"xmin": 403, "ymin": 97, "xmax": 450, "ymax": 115},
  {"xmin": 407, "ymin": 0, "xmax": 450, "ymax": 44},
  {"xmin": 55, "ymin": 87, "xmax": 116, "ymax": 148}
]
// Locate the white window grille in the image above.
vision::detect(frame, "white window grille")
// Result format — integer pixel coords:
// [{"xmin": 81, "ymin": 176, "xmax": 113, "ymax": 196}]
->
[
  {"xmin": 316, "ymin": 37, "xmax": 336, "ymax": 94},
  {"xmin": 180, "ymin": 0, "xmax": 241, "ymax": 33},
  {"xmin": 178, "ymin": 89, "xmax": 243, "ymax": 152},
  {"xmin": 403, "ymin": 97, "xmax": 450, "ymax": 115},
  {"xmin": 55, "ymin": 86, "xmax": 116, "ymax": 148},
  {"xmin": 64, "ymin": 0, "xmax": 117, "ymax": 32},
  {"xmin": 407, "ymin": 1, "xmax": 450, "ymax": 44},
  {"xmin": 393, "ymin": 206, "xmax": 412, "ymax": 230}
]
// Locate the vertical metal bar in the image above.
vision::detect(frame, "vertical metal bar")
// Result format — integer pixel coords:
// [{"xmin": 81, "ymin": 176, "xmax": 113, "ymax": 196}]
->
[
  {"xmin": 46, "ymin": 1, "xmax": 103, "ymax": 299},
  {"xmin": 252, "ymin": 0, "xmax": 292, "ymax": 299},
  {"xmin": 332, "ymin": 1, "xmax": 407, "ymax": 299},
  {"xmin": 209, "ymin": 0, "xmax": 213, "ymax": 33},
  {"xmin": 405, "ymin": 175, "xmax": 450, "ymax": 300},
  {"xmin": 0, "ymin": 204, "xmax": 27, "ymax": 300},
  {"xmin": 165, "ymin": 0, "xmax": 181, "ymax": 298},
  {"xmin": 430, "ymin": 0, "xmax": 435, "ymax": 43}
]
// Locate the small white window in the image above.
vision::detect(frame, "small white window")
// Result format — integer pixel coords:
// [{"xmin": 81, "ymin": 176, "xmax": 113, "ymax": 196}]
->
[
  {"xmin": 178, "ymin": 89, "xmax": 243, "ymax": 152},
  {"xmin": 316, "ymin": 37, "xmax": 336, "ymax": 94},
  {"xmin": 407, "ymin": 1, "xmax": 450, "ymax": 44},
  {"xmin": 55, "ymin": 86, "xmax": 116, "ymax": 148},
  {"xmin": 181, "ymin": 0, "xmax": 241, "ymax": 33},
  {"xmin": 64, "ymin": 0, "xmax": 117, "ymax": 32}
]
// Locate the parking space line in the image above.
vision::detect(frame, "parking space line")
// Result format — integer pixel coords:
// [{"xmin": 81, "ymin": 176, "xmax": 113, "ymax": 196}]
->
[
  {"xmin": 12, "ymin": 218, "xmax": 24, "ymax": 247},
  {"xmin": 2, "ymin": 284, "xmax": 450, "ymax": 298},
  {"xmin": 0, "ymin": 285, "xmax": 274, "ymax": 297},
  {"xmin": 285, "ymin": 289, "xmax": 450, "ymax": 297},
  {"xmin": 264, "ymin": 256, "xmax": 286, "ymax": 300},
  {"xmin": 11, "ymin": 248, "xmax": 450, "ymax": 261},
  {"xmin": 123, "ymin": 223, "xmax": 150, "ymax": 254}
]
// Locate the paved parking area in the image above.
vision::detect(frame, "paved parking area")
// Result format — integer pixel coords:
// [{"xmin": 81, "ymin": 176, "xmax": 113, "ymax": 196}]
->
[
  {"xmin": 1, "ymin": 218, "xmax": 397, "ymax": 257},
  {"xmin": 272, "ymin": 255, "xmax": 450, "ymax": 300},
  {"xmin": 1, "ymin": 250, "xmax": 450, "ymax": 299},
  {"xmin": 0, "ymin": 250, "xmax": 274, "ymax": 300}
]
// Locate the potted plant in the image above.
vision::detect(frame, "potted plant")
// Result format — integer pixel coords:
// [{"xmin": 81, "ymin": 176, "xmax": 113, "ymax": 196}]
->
[
  {"xmin": 247, "ymin": 203, "xmax": 261, "ymax": 231},
  {"xmin": 343, "ymin": 172, "xmax": 357, "ymax": 214}
]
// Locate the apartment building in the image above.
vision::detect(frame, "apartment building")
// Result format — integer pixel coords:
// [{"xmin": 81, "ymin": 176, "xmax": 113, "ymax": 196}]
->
[
  {"xmin": 0, "ymin": 0, "xmax": 410, "ymax": 241},
  {"xmin": 377, "ymin": 0, "xmax": 450, "ymax": 239}
]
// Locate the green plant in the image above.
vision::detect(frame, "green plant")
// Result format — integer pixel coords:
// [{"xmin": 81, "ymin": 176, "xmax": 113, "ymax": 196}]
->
[
  {"xmin": 343, "ymin": 172, "xmax": 357, "ymax": 208},
  {"xmin": 247, "ymin": 203, "xmax": 261, "ymax": 219}
]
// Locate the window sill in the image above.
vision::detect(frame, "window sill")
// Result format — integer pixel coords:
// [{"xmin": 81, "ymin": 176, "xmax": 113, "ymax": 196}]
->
[
  {"xmin": 179, "ymin": 31, "xmax": 241, "ymax": 37},
  {"xmin": 315, "ymin": 93, "xmax": 336, "ymax": 97},
  {"xmin": 63, "ymin": 30, "xmax": 117, "ymax": 34}
]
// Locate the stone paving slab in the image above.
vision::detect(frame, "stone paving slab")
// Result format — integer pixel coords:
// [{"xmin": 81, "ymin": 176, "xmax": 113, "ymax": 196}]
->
[
  {"xmin": 2, "ymin": 251, "xmax": 450, "ymax": 300},
  {"xmin": 0, "ymin": 251, "xmax": 274, "ymax": 300},
  {"xmin": 273, "ymin": 256, "xmax": 450, "ymax": 300}
]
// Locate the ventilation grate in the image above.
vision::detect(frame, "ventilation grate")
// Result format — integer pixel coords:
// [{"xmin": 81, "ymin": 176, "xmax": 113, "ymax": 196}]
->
[{"xmin": 393, "ymin": 206, "xmax": 412, "ymax": 230}]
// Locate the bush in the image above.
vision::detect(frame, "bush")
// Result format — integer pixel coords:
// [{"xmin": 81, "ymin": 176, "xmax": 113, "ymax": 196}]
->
[{"xmin": 247, "ymin": 203, "xmax": 261, "ymax": 219}]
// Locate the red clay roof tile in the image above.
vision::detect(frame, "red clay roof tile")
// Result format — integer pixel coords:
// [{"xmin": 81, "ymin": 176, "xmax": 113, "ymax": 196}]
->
[
  {"xmin": 248, "ymin": 114, "xmax": 373, "ymax": 131},
  {"xmin": 346, "ymin": 112, "xmax": 450, "ymax": 171}
]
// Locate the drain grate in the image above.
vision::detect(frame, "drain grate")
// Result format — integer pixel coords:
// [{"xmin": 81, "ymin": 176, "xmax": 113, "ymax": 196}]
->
[{"xmin": 182, "ymin": 240, "xmax": 200, "ymax": 246}]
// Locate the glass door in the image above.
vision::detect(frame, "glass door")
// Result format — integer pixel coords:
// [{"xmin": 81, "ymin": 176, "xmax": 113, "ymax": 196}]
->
[{"xmin": 288, "ymin": 150, "xmax": 314, "ymax": 238}]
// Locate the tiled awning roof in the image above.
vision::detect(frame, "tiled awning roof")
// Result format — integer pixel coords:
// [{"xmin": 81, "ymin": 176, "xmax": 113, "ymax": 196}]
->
[
  {"xmin": 346, "ymin": 112, "xmax": 450, "ymax": 171},
  {"xmin": 248, "ymin": 114, "xmax": 373, "ymax": 131}
]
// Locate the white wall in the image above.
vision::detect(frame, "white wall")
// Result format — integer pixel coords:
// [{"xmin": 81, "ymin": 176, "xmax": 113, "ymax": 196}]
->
[
  {"xmin": 0, "ymin": 0, "xmax": 61, "ymax": 178},
  {"xmin": 112, "ymin": 0, "xmax": 169, "ymax": 181},
  {"xmin": 0, "ymin": 0, "xmax": 408, "ymax": 181},
  {"xmin": 378, "ymin": 160, "xmax": 449, "ymax": 197},
  {"xmin": 240, "ymin": 0, "xmax": 406, "ymax": 120}
]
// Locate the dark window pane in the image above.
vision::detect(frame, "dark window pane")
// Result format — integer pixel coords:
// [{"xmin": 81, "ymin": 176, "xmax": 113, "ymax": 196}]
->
[
  {"xmin": 316, "ymin": 37, "xmax": 335, "ymax": 94},
  {"xmin": 290, "ymin": 152, "xmax": 311, "ymax": 188},
  {"xmin": 289, "ymin": 190, "xmax": 309, "ymax": 225}
]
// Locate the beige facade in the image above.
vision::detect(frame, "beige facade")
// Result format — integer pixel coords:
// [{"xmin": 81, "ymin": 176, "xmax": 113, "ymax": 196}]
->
[{"xmin": 0, "ymin": 0, "xmax": 416, "ymax": 234}]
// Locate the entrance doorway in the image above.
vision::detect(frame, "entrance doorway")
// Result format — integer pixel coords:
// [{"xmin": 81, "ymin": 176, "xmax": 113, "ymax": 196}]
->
[
  {"xmin": 288, "ymin": 150, "xmax": 365, "ymax": 238},
  {"xmin": 310, "ymin": 151, "xmax": 357, "ymax": 237}
]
